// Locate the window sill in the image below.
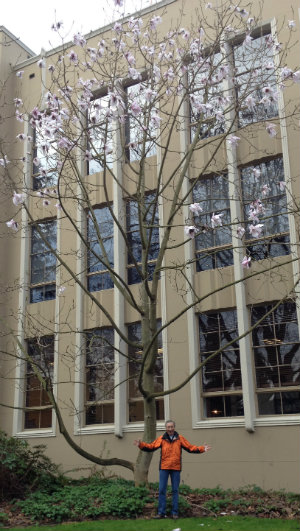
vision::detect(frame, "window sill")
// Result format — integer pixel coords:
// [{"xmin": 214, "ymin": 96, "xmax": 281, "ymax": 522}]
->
[
  {"xmin": 254, "ymin": 415, "xmax": 300, "ymax": 427},
  {"xmin": 122, "ymin": 422, "xmax": 166, "ymax": 433},
  {"xmin": 194, "ymin": 418, "xmax": 245, "ymax": 429},
  {"xmin": 75, "ymin": 424, "xmax": 115, "ymax": 435},
  {"xmin": 15, "ymin": 428, "xmax": 55, "ymax": 438}
]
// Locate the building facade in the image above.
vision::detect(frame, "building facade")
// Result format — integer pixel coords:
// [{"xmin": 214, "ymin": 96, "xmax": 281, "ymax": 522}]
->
[{"xmin": 0, "ymin": 0, "xmax": 299, "ymax": 492}]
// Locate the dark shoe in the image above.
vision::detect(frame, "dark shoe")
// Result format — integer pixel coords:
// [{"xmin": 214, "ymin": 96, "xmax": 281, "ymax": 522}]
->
[{"xmin": 153, "ymin": 514, "xmax": 166, "ymax": 519}]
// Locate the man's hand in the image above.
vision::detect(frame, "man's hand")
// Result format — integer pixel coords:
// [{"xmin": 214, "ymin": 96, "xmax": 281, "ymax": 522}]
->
[
  {"xmin": 204, "ymin": 443, "xmax": 212, "ymax": 452},
  {"xmin": 133, "ymin": 439, "xmax": 141, "ymax": 447}
]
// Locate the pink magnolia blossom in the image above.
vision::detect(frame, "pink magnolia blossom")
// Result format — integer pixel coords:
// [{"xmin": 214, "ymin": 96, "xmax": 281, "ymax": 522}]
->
[
  {"xmin": 85, "ymin": 150, "xmax": 93, "ymax": 161},
  {"xmin": 13, "ymin": 191, "xmax": 25, "ymax": 206},
  {"xmin": 261, "ymin": 184, "xmax": 271, "ymax": 196},
  {"xmin": 245, "ymin": 95, "xmax": 256, "ymax": 112},
  {"xmin": 55, "ymin": 202, "xmax": 62, "ymax": 210},
  {"xmin": 113, "ymin": 0, "xmax": 124, "ymax": 6},
  {"xmin": 68, "ymin": 50, "xmax": 78, "ymax": 62},
  {"xmin": 184, "ymin": 225, "xmax": 198, "ymax": 238},
  {"xmin": 130, "ymin": 101, "xmax": 142, "ymax": 116},
  {"xmin": 37, "ymin": 58, "xmax": 46, "ymax": 68},
  {"xmin": 242, "ymin": 256, "xmax": 251, "ymax": 269},
  {"xmin": 16, "ymin": 133, "xmax": 26, "ymax": 141},
  {"xmin": 253, "ymin": 167, "xmax": 261, "ymax": 179},
  {"xmin": 281, "ymin": 67, "xmax": 293, "ymax": 80},
  {"xmin": 266, "ymin": 123, "xmax": 277, "ymax": 137},
  {"xmin": 227, "ymin": 135, "xmax": 240, "ymax": 147},
  {"xmin": 211, "ymin": 213, "xmax": 223, "ymax": 228},
  {"xmin": 243, "ymin": 34, "xmax": 253, "ymax": 46},
  {"xmin": 237, "ymin": 226, "xmax": 245, "ymax": 238},
  {"xmin": 288, "ymin": 20, "xmax": 296, "ymax": 29},
  {"xmin": 6, "ymin": 219, "xmax": 18, "ymax": 231},
  {"xmin": 43, "ymin": 199, "xmax": 50, "ymax": 207},
  {"xmin": 14, "ymin": 98, "xmax": 23, "ymax": 107},
  {"xmin": 57, "ymin": 286, "xmax": 66, "ymax": 295},
  {"xmin": 189, "ymin": 203, "xmax": 203, "ymax": 215},
  {"xmin": 0, "ymin": 155, "xmax": 10, "ymax": 166},
  {"xmin": 249, "ymin": 223, "xmax": 264, "ymax": 238},
  {"xmin": 292, "ymin": 71, "xmax": 300, "ymax": 83},
  {"xmin": 150, "ymin": 16, "xmax": 162, "ymax": 30},
  {"xmin": 73, "ymin": 32, "xmax": 86, "ymax": 47},
  {"xmin": 104, "ymin": 144, "xmax": 113, "ymax": 155},
  {"xmin": 16, "ymin": 71, "xmax": 24, "ymax": 78},
  {"xmin": 205, "ymin": 3, "xmax": 213, "ymax": 8},
  {"xmin": 278, "ymin": 181, "xmax": 286, "ymax": 191}
]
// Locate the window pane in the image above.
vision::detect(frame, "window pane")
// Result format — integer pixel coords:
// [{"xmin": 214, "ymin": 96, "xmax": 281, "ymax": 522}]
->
[
  {"xmin": 126, "ymin": 82, "xmax": 157, "ymax": 162},
  {"xmin": 31, "ymin": 222, "xmax": 57, "ymax": 303},
  {"xmin": 87, "ymin": 95, "xmax": 113, "ymax": 174},
  {"xmin": 87, "ymin": 206, "xmax": 114, "ymax": 292}
]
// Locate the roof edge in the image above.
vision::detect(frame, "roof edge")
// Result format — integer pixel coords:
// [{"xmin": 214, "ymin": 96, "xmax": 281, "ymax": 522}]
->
[{"xmin": 0, "ymin": 25, "xmax": 36, "ymax": 58}]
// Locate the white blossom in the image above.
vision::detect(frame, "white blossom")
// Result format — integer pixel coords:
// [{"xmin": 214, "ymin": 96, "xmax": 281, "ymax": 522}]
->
[
  {"xmin": 184, "ymin": 225, "xmax": 198, "ymax": 238},
  {"xmin": 13, "ymin": 191, "xmax": 25, "ymax": 206},
  {"xmin": 249, "ymin": 223, "xmax": 264, "ymax": 238},
  {"xmin": 211, "ymin": 213, "xmax": 223, "ymax": 228},
  {"xmin": 6, "ymin": 219, "xmax": 18, "ymax": 231},
  {"xmin": 37, "ymin": 58, "xmax": 46, "ymax": 68},
  {"xmin": 189, "ymin": 203, "xmax": 203, "ymax": 215},
  {"xmin": 227, "ymin": 135, "xmax": 240, "ymax": 147},
  {"xmin": 266, "ymin": 123, "xmax": 277, "ymax": 137},
  {"xmin": 16, "ymin": 71, "xmax": 24, "ymax": 78},
  {"xmin": 242, "ymin": 256, "xmax": 251, "ymax": 269},
  {"xmin": 237, "ymin": 226, "xmax": 245, "ymax": 238}
]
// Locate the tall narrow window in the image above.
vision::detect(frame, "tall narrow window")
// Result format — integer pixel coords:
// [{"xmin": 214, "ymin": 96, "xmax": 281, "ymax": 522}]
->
[
  {"xmin": 85, "ymin": 328, "xmax": 115, "ymax": 425},
  {"xmin": 192, "ymin": 174, "xmax": 233, "ymax": 271},
  {"xmin": 189, "ymin": 52, "xmax": 226, "ymax": 141},
  {"xmin": 241, "ymin": 157, "xmax": 290, "ymax": 260},
  {"xmin": 126, "ymin": 192, "xmax": 159, "ymax": 285},
  {"xmin": 87, "ymin": 94, "xmax": 113, "ymax": 174},
  {"xmin": 30, "ymin": 221, "xmax": 57, "ymax": 303},
  {"xmin": 32, "ymin": 128, "xmax": 58, "ymax": 190},
  {"xmin": 87, "ymin": 206, "xmax": 114, "ymax": 291},
  {"xmin": 251, "ymin": 302, "xmax": 300, "ymax": 415},
  {"xmin": 125, "ymin": 81, "xmax": 157, "ymax": 162},
  {"xmin": 128, "ymin": 321, "xmax": 164, "ymax": 423},
  {"xmin": 234, "ymin": 30, "xmax": 278, "ymax": 127},
  {"xmin": 25, "ymin": 336, "xmax": 54, "ymax": 429},
  {"xmin": 199, "ymin": 311, "xmax": 244, "ymax": 418}
]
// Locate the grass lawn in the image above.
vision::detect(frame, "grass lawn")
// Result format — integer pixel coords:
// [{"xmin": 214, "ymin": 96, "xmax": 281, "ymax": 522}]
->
[{"xmin": 7, "ymin": 516, "xmax": 300, "ymax": 531}]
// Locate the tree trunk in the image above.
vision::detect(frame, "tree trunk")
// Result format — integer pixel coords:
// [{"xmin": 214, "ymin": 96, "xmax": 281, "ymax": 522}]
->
[{"xmin": 134, "ymin": 392, "xmax": 157, "ymax": 485}]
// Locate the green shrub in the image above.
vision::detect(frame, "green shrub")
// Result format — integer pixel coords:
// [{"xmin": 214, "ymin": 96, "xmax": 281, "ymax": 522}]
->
[
  {"xmin": 0, "ymin": 430, "xmax": 64, "ymax": 500},
  {"xmin": 16, "ymin": 478, "xmax": 153, "ymax": 523}
]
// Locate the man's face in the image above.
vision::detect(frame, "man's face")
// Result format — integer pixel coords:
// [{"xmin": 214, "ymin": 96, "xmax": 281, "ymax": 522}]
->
[{"xmin": 166, "ymin": 422, "xmax": 175, "ymax": 436}]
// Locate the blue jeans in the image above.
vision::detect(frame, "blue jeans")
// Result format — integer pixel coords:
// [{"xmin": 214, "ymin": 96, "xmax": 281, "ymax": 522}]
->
[{"xmin": 158, "ymin": 469, "xmax": 181, "ymax": 516}]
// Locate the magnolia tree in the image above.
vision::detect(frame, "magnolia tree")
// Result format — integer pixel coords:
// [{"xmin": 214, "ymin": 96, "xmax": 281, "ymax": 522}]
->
[{"xmin": 1, "ymin": 0, "xmax": 300, "ymax": 483}]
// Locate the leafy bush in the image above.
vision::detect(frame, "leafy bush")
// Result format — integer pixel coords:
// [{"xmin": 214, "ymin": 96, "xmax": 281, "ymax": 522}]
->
[
  {"xmin": 16, "ymin": 478, "xmax": 153, "ymax": 523},
  {"xmin": 0, "ymin": 430, "xmax": 63, "ymax": 500}
]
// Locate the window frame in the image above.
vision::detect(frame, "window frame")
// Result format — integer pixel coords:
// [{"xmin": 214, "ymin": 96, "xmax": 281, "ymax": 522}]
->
[{"xmin": 86, "ymin": 204, "xmax": 114, "ymax": 292}]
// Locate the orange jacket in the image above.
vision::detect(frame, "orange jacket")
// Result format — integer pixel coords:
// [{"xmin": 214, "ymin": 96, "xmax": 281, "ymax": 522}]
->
[{"xmin": 139, "ymin": 431, "xmax": 205, "ymax": 470}]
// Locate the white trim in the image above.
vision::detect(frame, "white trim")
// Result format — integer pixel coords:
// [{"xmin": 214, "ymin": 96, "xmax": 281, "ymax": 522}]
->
[
  {"xmin": 122, "ymin": 421, "xmax": 166, "ymax": 433},
  {"xmin": 113, "ymin": 116, "xmax": 127, "ymax": 438},
  {"xmin": 76, "ymin": 425, "xmax": 115, "ymax": 435},
  {"xmin": 73, "ymin": 129, "xmax": 86, "ymax": 435},
  {"xmin": 271, "ymin": 17, "xmax": 300, "ymax": 333},
  {"xmin": 179, "ymin": 73, "xmax": 202, "ymax": 426},
  {"xmin": 194, "ymin": 419, "xmax": 245, "ymax": 429},
  {"xmin": 223, "ymin": 40, "xmax": 256, "ymax": 432},
  {"xmin": 15, "ymin": 429, "xmax": 56, "ymax": 439},
  {"xmin": 254, "ymin": 416, "xmax": 300, "ymax": 427}
]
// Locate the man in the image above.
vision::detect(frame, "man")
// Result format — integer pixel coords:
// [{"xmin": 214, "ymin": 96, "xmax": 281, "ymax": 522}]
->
[{"xmin": 134, "ymin": 419, "xmax": 211, "ymax": 519}]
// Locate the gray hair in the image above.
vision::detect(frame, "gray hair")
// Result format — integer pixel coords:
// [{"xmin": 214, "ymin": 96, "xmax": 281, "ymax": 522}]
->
[{"xmin": 165, "ymin": 419, "xmax": 176, "ymax": 427}]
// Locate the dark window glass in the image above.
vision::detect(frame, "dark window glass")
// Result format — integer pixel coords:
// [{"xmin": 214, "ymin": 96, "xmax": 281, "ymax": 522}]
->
[
  {"xmin": 189, "ymin": 52, "xmax": 226, "ymax": 141},
  {"xmin": 251, "ymin": 302, "xmax": 300, "ymax": 415},
  {"xmin": 30, "ymin": 221, "xmax": 57, "ymax": 303},
  {"xmin": 24, "ymin": 337, "xmax": 54, "ymax": 429},
  {"xmin": 126, "ymin": 193, "xmax": 160, "ymax": 285},
  {"xmin": 233, "ymin": 32, "xmax": 278, "ymax": 127},
  {"xmin": 87, "ymin": 206, "xmax": 114, "ymax": 291},
  {"xmin": 125, "ymin": 81, "xmax": 156, "ymax": 162},
  {"xmin": 192, "ymin": 175, "xmax": 233, "ymax": 271},
  {"xmin": 85, "ymin": 328, "xmax": 114, "ymax": 425},
  {"xmin": 127, "ymin": 321, "xmax": 164, "ymax": 422},
  {"xmin": 241, "ymin": 158, "xmax": 290, "ymax": 259},
  {"xmin": 199, "ymin": 311, "xmax": 243, "ymax": 418},
  {"xmin": 87, "ymin": 94, "xmax": 113, "ymax": 175}
]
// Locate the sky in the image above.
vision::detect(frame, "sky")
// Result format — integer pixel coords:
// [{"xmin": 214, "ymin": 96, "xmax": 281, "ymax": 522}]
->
[{"xmin": 1, "ymin": 0, "xmax": 155, "ymax": 55}]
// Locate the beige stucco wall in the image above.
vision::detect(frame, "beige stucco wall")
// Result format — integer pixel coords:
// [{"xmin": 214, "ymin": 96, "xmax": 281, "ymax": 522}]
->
[{"xmin": 0, "ymin": 0, "xmax": 299, "ymax": 493}]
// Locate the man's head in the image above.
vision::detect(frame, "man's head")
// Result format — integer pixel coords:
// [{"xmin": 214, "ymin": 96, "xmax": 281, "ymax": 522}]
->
[{"xmin": 165, "ymin": 419, "xmax": 175, "ymax": 436}]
